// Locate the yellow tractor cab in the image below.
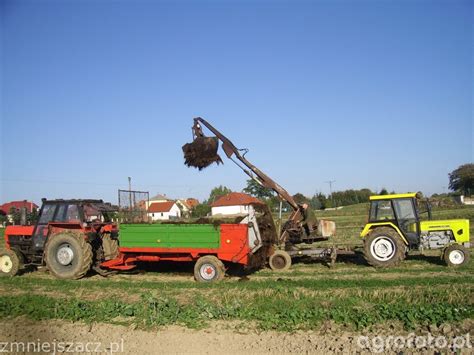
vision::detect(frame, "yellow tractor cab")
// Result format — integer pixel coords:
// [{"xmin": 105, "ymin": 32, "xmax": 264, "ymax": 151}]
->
[{"xmin": 361, "ymin": 193, "xmax": 470, "ymax": 267}]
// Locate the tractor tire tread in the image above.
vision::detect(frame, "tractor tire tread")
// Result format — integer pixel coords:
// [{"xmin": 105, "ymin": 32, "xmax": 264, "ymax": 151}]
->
[
  {"xmin": 443, "ymin": 244, "xmax": 470, "ymax": 267},
  {"xmin": 363, "ymin": 227, "xmax": 406, "ymax": 268},
  {"xmin": 0, "ymin": 248, "xmax": 21, "ymax": 277},
  {"xmin": 44, "ymin": 232, "xmax": 93, "ymax": 280},
  {"xmin": 102, "ymin": 234, "xmax": 119, "ymax": 261},
  {"xmin": 194, "ymin": 255, "xmax": 225, "ymax": 282},
  {"xmin": 269, "ymin": 250, "xmax": 292, "ymax": 271}
]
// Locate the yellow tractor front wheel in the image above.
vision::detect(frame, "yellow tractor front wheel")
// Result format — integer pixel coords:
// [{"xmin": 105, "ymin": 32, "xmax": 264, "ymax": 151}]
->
[{"xmin": 443, "ymin": 244, "xmax": 470, "ymax": 267}]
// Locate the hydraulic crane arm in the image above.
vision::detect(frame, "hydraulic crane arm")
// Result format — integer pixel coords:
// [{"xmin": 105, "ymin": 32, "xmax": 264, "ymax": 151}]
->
[
  {"xmin": 192, "ymin": 117, "xmax": 299, "ymax": 211},
  {"xmin": 187, "ymin": 117, "xmax": 312, "ymax": 245}
]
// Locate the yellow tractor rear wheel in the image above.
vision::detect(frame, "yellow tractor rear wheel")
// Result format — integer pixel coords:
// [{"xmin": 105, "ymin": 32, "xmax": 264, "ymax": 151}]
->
[{"xmin": 363, "ymin": 227, "xmax": 406, "ymax": 268}]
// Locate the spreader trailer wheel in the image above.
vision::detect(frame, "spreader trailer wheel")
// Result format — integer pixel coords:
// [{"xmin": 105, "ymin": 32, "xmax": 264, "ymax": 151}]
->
[
  {"xmin": 0, "ymin": 249, "xmax": 22, "ymax": 277},
  {"xmin": 269, "ymin": 250, "xmax": 292, "ymax": 271},
  {"xmin": 194, "ymin": 255, "xmax": 226, "ymax": 282}
]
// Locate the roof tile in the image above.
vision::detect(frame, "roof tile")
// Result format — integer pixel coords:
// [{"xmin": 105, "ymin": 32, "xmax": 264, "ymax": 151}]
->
[{"xmin": 148, "ymin": 201, "xmax": 176, "ymax": 213}]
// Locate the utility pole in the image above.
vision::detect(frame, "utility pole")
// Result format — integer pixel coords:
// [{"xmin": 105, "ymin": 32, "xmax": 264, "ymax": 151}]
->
[
  {"xmin": 128, "ymin": 177, "xmax": 132, "ymax": 211},
  {"xmin": 325, "ymin": 180, "xmax": 336, "ymax": 207},
  {"xmin": 278, "ymin": 200, "xmax": 283, "ymax": 233}
]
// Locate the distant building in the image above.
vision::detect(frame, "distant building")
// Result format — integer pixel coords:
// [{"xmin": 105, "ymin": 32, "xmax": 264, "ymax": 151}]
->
[
  {"xmin": 0, "ymin": 200, "xmax": 39, "ymax": 224},
  {"xmin": 148, "ymin": 201, "xmax": 181, "ymax": 221},
  {"xmin": 142, "ymin": 193, "xmax": 173, "ymax": 210},
  {"xmin": 185, "ymin": 198, "xmax": 199, "ymax": 209},
  {"xmin": 0, "ymin": 200, "xmax": 38, "ymax": 215},
  {"xmin": 175, "ymin": 200, "xmax": 190, "ymax": 217},
  {"xmin": 170, "ymin": 198, "xmax": 199, "ymax": 218},
  {"xmin": 210, "ymin": 192, "xmax": 263, "ymax": 216},
  {"xmin": 147, "ymin": 193, "xmax": 171, "ymax": 206},
  {"xmin": 459, "ymin": 195, "xmax": 474, "ymax": 205},
  {"xmin": 149, "ymin": 193, "xmax": 171, "ymax": 202}
]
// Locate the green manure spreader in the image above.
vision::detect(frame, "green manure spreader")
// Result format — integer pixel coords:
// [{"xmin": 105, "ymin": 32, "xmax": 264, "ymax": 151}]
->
[{"xmin": 101, "ymin": 204, "xmax": 277, "ymax": 281}]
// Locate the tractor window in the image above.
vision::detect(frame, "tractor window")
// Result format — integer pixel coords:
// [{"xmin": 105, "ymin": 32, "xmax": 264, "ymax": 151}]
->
[
  {"xmin": 393, "ymin": 199, "xmax": 416, "ymax": 220},
  {"xmin": 54, "ymin": 204, "xmax": 68, "ymax": 221},
  {"xmin": 66, "ymin": 205, "xmax": 80, "ymax": 222},
  {"xmin": 38, "ymin": 204, "xmax": 56, "ymax": 224},
  {"xmin": 50, "ymin": 204, "xmax": 81, "ymax": 223},
  {"xmin": 84, "ymin": 205, "xmax": 103, "ymax": 222},
  {"xmin": 369, "ymin": 200, "xmax": 395, "ymax": 221},
  {"xmin": 416, "ymin": 199, "xmax": 432, "ymax": 221}
]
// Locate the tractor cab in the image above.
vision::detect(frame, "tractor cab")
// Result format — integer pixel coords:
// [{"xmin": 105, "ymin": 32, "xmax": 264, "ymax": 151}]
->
[
  {"xmin": 367, "ymin": 193, "xmax": 425, "ymax": 247},
  {"xmin": 31, "ymin": 199, "xmax": 118, "ymax": 251}
]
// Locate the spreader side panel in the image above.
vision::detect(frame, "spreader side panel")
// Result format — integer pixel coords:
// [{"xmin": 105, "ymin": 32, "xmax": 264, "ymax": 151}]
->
[{"xmin": 119, "ymin": 224, "xmax": 220, "ymax": 249}]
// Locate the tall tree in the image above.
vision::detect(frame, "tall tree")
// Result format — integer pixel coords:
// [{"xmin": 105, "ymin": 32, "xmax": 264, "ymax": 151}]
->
[
  {"xmin": 242, "ymin": 179, "xmax": 274, "ymax": 199},
  {"xmin": 27, "ymin": 208, "xmax": 39, "ymax": 225},
  {"xmin": 207, "ymin": 185, "xmax": 232, "ymax": 204},
  {"xmin": 449, "ymin": 164, "xmax": 474, "ymax": 195},
  {"xmin": 293, "ymin": 193, "xmax": 309, "ymax": 204},
  {"xmin": 191, "ymin": 204, "xmax": 211, "ymax": 218},
  {"xmin": 309, "ymin": 194, "xmax": 322, "ymax": 210}
]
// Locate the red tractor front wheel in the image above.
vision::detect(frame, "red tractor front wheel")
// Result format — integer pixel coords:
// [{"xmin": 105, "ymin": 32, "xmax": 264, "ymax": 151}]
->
[{"xmin": 0, "ymin": 249, "xmax": 21, "ymax": 277}]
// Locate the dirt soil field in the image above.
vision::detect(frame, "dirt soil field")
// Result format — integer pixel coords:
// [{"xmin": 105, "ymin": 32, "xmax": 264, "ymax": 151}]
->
[{"xmin": 2, "ymin": 318, "xmax": 473, "ymax": 354}]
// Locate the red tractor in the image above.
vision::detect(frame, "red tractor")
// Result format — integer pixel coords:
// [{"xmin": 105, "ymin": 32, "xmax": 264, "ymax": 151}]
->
[{"xmin": 0, "ymin": 199, "xmax": 119, "ymax": 279}]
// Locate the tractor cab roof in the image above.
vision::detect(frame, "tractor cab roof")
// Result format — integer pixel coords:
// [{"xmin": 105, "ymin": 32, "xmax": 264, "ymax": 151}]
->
[
  {"xmin": 369, "ymin": 193, "xmax": 420, "ymax": 201},
  {"xmin": 41, "ymin": 199, "xmax": 118, "ymax": 212}
]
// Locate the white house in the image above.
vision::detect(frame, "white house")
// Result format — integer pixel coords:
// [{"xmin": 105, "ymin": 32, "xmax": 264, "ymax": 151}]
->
[
  {"xmin": 175, "ymin": 199, "xmax": 192, "ymax": 218},
  {"xmin": 148, "ymin": 201, "xmax": 181, "ymax": 221},
  {"xmin": 145, "ymin": 193, "xmax": 172, "ymax": 209},
  {"xmin": 210, "ymin": 192, "xmax": 264, "ymax": 216}
]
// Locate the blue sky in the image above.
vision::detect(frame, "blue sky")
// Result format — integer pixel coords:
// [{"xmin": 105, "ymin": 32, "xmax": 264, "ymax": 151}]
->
[{"xmin": 1, "ymin": 0, "xmax": 472, "ymax": 205}]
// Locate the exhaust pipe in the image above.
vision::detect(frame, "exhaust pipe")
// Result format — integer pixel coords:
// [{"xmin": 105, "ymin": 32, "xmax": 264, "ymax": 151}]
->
[{"xmin": 20, "ymin": 207, "xmax": 27, "ymax": 226}]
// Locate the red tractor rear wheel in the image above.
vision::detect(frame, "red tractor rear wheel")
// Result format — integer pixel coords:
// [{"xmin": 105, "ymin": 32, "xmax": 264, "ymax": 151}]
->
[
  {"xmin": 44, "ymin": 232, "xmax": 93, "ymax": 280},
  {"xmin": 102, "ymin": 234, "xmax": 119, "ymax": 261}
]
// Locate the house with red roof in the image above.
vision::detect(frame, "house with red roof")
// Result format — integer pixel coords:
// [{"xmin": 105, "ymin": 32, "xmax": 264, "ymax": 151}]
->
[
  {"xmin": 185, "ymin": 198, "xmax": 199, "ymax": 209},
  {"xmin": 210, "ymin": 192, "xmax": 263, "ymax": 216},
  {"xmin": 0, "ymin": 200, "xmax": 38, "ymax": 215},
  {"xmin": 147, "ymin": 201, "xmax": 181, "ymax": 221}
]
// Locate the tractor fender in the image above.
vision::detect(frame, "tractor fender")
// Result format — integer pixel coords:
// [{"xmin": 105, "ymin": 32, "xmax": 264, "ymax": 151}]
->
[
  {"xmin": 360, "ymin": 222, "xmax": 409, "ymax": 245},
  {"xmin": 47, "ymin": 228, "xmax": 85, "ymax": 241}
]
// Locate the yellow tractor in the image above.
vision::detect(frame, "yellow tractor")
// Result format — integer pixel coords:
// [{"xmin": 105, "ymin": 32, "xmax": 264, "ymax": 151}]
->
[{"xmin": 361, "ymin": 193, "xmax": 470, "ymax": 267}]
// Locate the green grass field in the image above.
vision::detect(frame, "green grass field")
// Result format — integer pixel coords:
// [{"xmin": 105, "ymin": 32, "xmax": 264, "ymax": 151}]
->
[{"xmin": 0, "ymin": 204, "xmax": 473, "ymax": 333}]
